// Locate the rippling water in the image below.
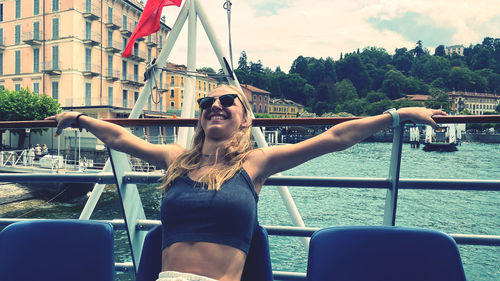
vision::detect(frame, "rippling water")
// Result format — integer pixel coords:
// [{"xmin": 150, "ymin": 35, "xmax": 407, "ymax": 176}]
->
[{"xmin": 1, "ymin": 142, "xmax": 499, "ymax": 281}]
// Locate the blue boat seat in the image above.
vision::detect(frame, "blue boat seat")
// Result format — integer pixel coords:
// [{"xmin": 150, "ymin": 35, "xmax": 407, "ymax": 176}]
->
[
  {"xmin": 307, "ymin": 226, "xmax": 466, "ymax": 281},
  {"xmin": 137, "ymin": 224, "xmax": 273, "ymax": 281},
  {"xmin": 0, "ymin": 219, "xmax": 115, "ymax": 281}
]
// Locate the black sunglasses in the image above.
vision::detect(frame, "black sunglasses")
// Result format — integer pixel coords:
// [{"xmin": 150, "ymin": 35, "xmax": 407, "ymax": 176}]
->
[{"xmin": 197, "ymin": 94, "xmax": 242, "ymax": 110}]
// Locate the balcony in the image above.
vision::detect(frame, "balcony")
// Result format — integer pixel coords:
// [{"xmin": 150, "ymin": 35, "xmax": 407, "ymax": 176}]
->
[
  {"xmin": 128, "ymin": 50, "xmax": 146, "ymax": 62},
  {"xmin": 105, "ymin": 40, "xmax": 121, "ymax": 53},
  {"xmin": 83, "ymin": 32, "xmax": 101, "ymax": 46},
  {"xmin": 22, "ymin": 31, "xmax": 42, "ymax": 46},
  {"xmin": 42, "ymin": 61, "xmax": 62, "ymax": 75},
  {"xmin": 145, "ymin": 35, "xmax": 157, "ymax": 47},
  {"xmin": 82, "ymin": 63, "xmax": 100, "ymax": 77},
  {"xmin": 120, "ymin": 74, "xmax": 143, "ymax": 87},
  {"xmin": 105, "ymin": 15, "xmax": 120, "ymax": 30},
  {"xmin": 120, "ymin": 21, "xmax": 132, "ymax": 37},
  {"xmin": 104, "ymin": 69, "xmax": 120, "ymax": 81},
  {"xmin": 82, "ymin": 3, "xmax": 100, "ymax": 21}
]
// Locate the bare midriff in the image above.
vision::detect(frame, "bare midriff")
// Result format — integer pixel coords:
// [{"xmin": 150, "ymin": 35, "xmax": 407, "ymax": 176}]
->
[{"xmin": 162, "ymin": 241, "xmax": 247, "ymax": 281}]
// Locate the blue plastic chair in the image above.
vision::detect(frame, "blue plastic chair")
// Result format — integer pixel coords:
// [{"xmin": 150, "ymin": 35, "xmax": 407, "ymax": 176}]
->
[
  {"xmin": 307, "ymin": 226, "xmax": 466, "ymax": 281},
  {"xmin": 0, "ymin": 219, "xmax": 115, "ymax": 281},
  {"xmin": 137, "ymin": 224, "xmax": 273, "ymax": 281}
]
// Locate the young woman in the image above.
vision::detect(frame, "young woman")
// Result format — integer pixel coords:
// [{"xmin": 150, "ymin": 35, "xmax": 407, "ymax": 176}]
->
[{"xmin": 47, "ymin": 85, "xmax": 446, "ymax": 281}]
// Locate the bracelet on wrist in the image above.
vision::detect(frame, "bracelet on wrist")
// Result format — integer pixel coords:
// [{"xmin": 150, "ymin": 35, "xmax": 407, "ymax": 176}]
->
[
  {"xmin": 72, "ymin": 113, "xmax": 88, "ymax": 132},
  {"xmin": 383, "ymin": 108, "xmax": 400, "ymax": 128}
]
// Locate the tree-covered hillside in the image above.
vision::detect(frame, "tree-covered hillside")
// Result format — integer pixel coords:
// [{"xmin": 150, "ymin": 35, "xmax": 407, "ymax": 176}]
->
[{"xmin": 233, "ymin": 37, "xmax": 500, "ymax": 115}]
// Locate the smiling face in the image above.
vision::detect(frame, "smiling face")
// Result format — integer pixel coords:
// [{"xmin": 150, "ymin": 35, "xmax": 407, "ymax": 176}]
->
[{"xmin": 200, "ymin": 85, "xmax": 251, "ymax": 142}]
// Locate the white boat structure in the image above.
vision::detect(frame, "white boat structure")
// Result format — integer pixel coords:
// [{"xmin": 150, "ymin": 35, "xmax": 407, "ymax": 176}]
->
[{"xmin": 423, "ymin": 123, "xmax": 465, "ymax": 152}]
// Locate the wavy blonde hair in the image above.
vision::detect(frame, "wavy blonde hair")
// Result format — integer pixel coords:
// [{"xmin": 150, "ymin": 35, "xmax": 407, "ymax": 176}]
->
[{"xmin": 160, "ymin": 85, "xmax": 254, "ymax": 191}]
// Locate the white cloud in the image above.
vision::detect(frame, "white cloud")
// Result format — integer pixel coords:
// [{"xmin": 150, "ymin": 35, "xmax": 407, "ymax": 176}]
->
[{"xmin": 159, "ymin": 0, "xmax": 500, "ymax": 72}]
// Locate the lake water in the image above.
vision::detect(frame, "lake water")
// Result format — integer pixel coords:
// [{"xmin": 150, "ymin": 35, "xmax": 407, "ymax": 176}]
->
[{"xmin": 1, "ymin": 142, "xmax": 499, "ymax": 280}]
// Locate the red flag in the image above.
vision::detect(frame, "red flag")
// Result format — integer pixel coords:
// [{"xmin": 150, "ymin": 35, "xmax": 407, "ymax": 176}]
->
[{"xmin": 122, "ymin": 0, "xmax": 182, "ymax": 57}]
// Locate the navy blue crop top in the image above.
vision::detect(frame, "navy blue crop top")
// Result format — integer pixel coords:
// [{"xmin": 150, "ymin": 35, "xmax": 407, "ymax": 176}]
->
[{"xmin": 160, "ymin": 169, "xmax": 258, "ymax": 254}]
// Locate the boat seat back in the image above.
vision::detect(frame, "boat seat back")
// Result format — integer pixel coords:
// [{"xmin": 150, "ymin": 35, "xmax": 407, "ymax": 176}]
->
[
  {"xmin": 137, "ymin": 224, "xmax": 273, "ymax": 281},
  {"xmin": 0, "ymin": 219, "xmax": 115, "ymax": 281},
  {"xmin": 307, "ymin": 226, "xmax": 466, "ymax": 281}
]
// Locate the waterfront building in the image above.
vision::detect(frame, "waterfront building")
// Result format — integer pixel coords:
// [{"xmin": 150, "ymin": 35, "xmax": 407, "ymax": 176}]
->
[
  {"xmin": 164, "ymin": 62, "xmax": 218, "ymax": 113},
  {"xmin": 445, "ymin": 45, "xmax": 465, "ymax": 56},
  {"xmin": 448, "ymin": 90, "xmax": 500, "ymax": 115},
  {"xmin": 269, "ymin": 98, "xmax": 305, "ymax": 118},
  {"xmin": 0, "ymin": 0, "xmax": 172, "ymax": 120},
  {"xmin": 241, "ymin": 84, "xmax": 270, "ymax": 114}
]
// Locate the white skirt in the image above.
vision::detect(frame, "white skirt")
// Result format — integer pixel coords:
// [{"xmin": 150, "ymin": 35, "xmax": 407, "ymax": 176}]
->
[{"xmin": 156, "ymin": 271, "xmax": 218, "ymax": 281}]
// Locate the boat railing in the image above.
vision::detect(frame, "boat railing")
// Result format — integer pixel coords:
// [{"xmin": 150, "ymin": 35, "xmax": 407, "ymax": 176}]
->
[
  {"xmin": 0, "ymin": 149, "xmax": 28, "ymax": 167},
  {"xmin": 0, "ymin": 115, "xmax": 499, "ymax": 280}
]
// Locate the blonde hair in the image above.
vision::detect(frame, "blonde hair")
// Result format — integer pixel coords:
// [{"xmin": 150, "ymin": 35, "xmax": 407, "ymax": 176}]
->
[{"xmin": 160, "ymin": 85, "xmax": 254, "ymax": 191}]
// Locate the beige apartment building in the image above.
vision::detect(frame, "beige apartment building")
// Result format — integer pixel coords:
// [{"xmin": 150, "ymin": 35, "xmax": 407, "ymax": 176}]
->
[
  {"xmin": 0, "ymin": 0, "xmax": 217, "ymax": 121},
  {"xmin": 448, "ymin": 91, "xmax": 500, "ymax": 115}
]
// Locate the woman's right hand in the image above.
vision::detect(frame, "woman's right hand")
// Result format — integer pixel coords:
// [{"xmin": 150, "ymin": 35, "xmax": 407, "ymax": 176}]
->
[{"xmin": 45, "ymin": 112, "xmax": 83, "ymax": 136}]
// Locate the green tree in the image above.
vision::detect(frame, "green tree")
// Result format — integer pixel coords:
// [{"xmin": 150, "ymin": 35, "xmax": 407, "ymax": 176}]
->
[
  {"xmin": 382, "ymin": 69, "xmax": 407, "ymax": 99},
  {"xmin": 335, "ymin": 79, "xmax": 358, "ymax": 102},
  {"xmin": 434, "ymin": 45, "xmax": 446, "ymax": 56},
  {"xmin": 237, "ymin": 51, "xmax": 249, "ymax": 71},
  {"xmin": 0, "ymin": 88, "xmax": 60, "ymax": 149}
]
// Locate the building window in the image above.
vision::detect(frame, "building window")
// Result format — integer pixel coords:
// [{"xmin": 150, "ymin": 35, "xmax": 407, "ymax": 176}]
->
[
  {"xmin": 170, "ymin": 101, "xmax": 175, "ymax": 108},
  {"xmin": 253, "ymin": 95, "xmax": 256, "ymax": 102},
  {"xmin": 0, "ymin": 4, "xmax": 3, "ymax": 21},
  {"xmin": 33, "ymin": 48, "xmax": 40, "ymax": 72},
  {"xmin": 134, "ymin": 64, "xmax": 138, "ymax": 82},
  {"xmin": 123, "ymin": 90, "xmax": 128, "ymax": 107},
  {"xmin": 108, "ymin": 87, "xmax": 113, "ymax": 106},
  {"xmin": 107, "ymin": 30, "xmax": 113, "ymax": 47},
  {"xmin": 148, "ymin": 47, "xmax": 151, "ymax": 62},
  {"xmin": 122, "ymin": 15, "xmax": 127, "ymax": 30},
  {"xmin": 85, "ymin": 21, "xmax": 91, "ymax": 40},
  {"xmin": 0, "ymin": 53, "xmax": 3, "ymax": 75},
  {"xmin": 15, "ymin": 25, "xmax": 21, "ymax": 44},
  {"xmin": 107, "ymin": 54, "xmax": 113, "ymax": 76},
  {"xmin": 52, "ymin": 46, "xmax": 59, "ymax": 70},
  {"xmin": 134, "ymin": 92, "xmax": 139, "ymax": 102},
  {"xmin": 253, "ymin": 104, "xmax": 256, "ymax": 112},
  {"xmin": 85, "ymin": 48, "xmax": 91, "ymax": 71},
  {"xmin": 33, "ymin": 21, "xmax": 40, "ymax": 40},
  {"xmin": 52, "ymin": 18, "xmax": 59, "ymax": 39},
  {"xmin": 52, "ymin": 0, "xmax": 59, "ymax": 12},
  {"xmin": 15, "ymin": 50, "xmax": 21, "ymax": 74},
  {"xmin": 52, "ymin": 81, "xmax": 59, "ymax": 101},
  {"xmin": 15, "ymin": 84, "xmax": 21, "ymax": 91},
  {"xmin": 15, "ymin": 0, "xmax": 21, "ymax": 18},
  {"xmin": 0, "ymin": 28, "xmax": 3, "ymax": 45},
  {"xmin": 85, "ymin": 83, "xmax": 92, "ymax": 106},
  {"xmin": 122, "ymin": 61, "xmax": 127, "ymax": 80},
  {"xmin": 133, "ymin": 42, "xmax": 138, "ymax": 56},
  {"xmin": 170, "ymin": 89, "xmax": 174, "ymax": 98},
  {"xmin": 33, "ymin": 82, "xmax": 40, "ymax": 94},
  {"xmin": 181, "ymin": 77, "xmax": 184, "ymax": 86},
  {"xmin": 122, "ymin": 37, "xmax": 127, "ymax": 51},
  {"xmin": 264, "ymin": 105, "xmax": 267, "ymax": 112},
  {"xmin": 34, "ymin": 0, "xmax": 40, "ymax": 15},
  {"xmin": 107, "ymin": 6, "xmax": 113, "ymax": 23}
]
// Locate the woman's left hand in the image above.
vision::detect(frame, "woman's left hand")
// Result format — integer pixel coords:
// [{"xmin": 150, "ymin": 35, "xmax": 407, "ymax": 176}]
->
[{"xmin": 397, "ymin": 107, "xmax": 448, "ymax": 129}]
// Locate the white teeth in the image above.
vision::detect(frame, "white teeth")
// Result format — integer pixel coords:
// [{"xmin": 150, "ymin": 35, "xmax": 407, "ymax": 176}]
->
[{"xmin": 210, "ymin": 116, "xmax": 226, "ymax": 120}]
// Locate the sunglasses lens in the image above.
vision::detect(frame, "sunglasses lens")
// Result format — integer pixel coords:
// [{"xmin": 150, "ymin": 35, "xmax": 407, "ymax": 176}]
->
[
  {"xmin": 219, "ymin": 94, "xmax": 236, "ymax": 107},
  {"xmin": 198, "ymin": 97, "xmax": 214, "ymax": 110}
]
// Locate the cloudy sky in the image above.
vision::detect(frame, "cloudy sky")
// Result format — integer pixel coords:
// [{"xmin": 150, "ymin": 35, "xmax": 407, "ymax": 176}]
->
[{"xmin": 159, "ymin": 0, "xmax": 500, "ymax": 72}]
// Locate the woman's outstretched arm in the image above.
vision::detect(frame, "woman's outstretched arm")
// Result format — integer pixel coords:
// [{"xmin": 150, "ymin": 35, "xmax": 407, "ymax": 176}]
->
[
  {"xmin": 246, "ymin": 107, "xmax": 447, "ymax": 183},
  {"xmin": 46, "ymin": 112, "xmax": 183, "ymax": 169}
]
